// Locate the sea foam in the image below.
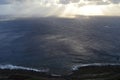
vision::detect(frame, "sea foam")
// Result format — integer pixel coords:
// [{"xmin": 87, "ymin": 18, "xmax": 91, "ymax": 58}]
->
[
  {"xmin": 72, "ymin": 63, "xmax": 120, "ymax": 71},
  {"xmin": 0, "ymin": 64, "xmax": 49, "ymax": 72}
]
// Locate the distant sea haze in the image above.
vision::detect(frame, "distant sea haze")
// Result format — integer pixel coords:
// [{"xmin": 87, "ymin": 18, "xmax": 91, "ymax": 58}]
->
[{"xmin": 0, "ymin": 16, "xmax": 120, "ymax": 74}]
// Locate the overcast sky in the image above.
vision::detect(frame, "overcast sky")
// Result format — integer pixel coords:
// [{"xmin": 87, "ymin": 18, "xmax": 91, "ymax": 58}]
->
[{"xmin": 0, "ymin": 0, "xmax": 120, "ymax": 18}]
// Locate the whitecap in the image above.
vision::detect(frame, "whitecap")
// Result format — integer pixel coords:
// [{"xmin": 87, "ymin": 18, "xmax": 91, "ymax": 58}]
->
[
  {"xmin": 72, "ymin": 63, "xmax": 120, "ymax": 71},
  {"xmin": 0, "ymin": 64, "xmax": 49, "ymax": 72}
]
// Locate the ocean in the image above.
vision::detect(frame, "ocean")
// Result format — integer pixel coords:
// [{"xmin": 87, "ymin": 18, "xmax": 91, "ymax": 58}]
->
[{"xmin": 0, "ymin": 16, "xmax": 120, "ymax": 75}]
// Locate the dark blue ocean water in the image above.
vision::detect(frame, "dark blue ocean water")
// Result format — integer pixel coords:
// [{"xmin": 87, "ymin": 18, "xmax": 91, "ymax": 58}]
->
[{"xmin": 0, "ymin": 16, "xmax": 120, "ymax": 74}]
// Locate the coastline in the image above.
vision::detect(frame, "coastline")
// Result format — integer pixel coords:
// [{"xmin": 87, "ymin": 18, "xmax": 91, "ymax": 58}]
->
[{"xmin": 0, "ymin": 64, "xmax": 120, "ymax": 80}]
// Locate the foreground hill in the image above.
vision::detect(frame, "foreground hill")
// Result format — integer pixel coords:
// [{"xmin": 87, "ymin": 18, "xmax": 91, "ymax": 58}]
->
[{"xmin": 0, "ymin": 65, "xmax": 120, "ymax": 80}]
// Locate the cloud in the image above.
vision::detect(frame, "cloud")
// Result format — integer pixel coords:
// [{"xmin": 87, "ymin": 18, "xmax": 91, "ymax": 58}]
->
[
  {"xmin": 0, "ymin": 0, "xmax": 120, "ymax": 18},
  {"xmin": 83, "ymin": 0, "xmax": 120, "ymax": 5},
  {"xmin": 0, "ymin": 0, "xmax": 64, "ymax": 17},
  {"xmin": 0, "ymin": 0, "xmax": 10, "ymax": 4},
  {"xmin": 59, "ymin": 0, "xmax": 108, "ymax": 5},
  {"xmin": 110, "ymin": 0, "xmax": 120, "ymax": 4},
  {"xmin": 59, "ymin": 0, "xmax": 80, "ymax": 4},
  {"xmin": 59, "ymin": 0, "xmax": 70, "ymax": 4}
]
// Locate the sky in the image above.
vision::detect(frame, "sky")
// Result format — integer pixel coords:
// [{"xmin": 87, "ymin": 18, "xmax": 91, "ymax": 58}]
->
[{"xmin": 0, "ymin": 0, "xmax": 120, "ymax": 18}]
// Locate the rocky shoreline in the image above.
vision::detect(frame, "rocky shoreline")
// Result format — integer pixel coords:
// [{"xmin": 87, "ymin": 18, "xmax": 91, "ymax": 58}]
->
[{"xmin": 0, "ymin": 65, "xmax": 120, "ymax": 80}]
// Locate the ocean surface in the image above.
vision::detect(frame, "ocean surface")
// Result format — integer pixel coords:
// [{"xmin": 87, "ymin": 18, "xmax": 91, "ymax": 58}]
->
[{"xmin": 0, "ymin": 16, "xmax": 120, "ymax": 74}]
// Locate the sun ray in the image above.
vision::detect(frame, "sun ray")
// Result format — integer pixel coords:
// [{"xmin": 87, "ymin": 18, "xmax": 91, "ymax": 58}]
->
[
  {"xmin": 60, "ymin": 4, "xmax": 105, "ymax": 18},
  {"xmin": 79, "ymin": 5, "xmax": 105, "ymax": 16}
]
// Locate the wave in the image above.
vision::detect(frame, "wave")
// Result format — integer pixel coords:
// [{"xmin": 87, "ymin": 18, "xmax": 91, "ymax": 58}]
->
[
  {"xmin": 0, "ymin": 63, "xmax": 120, "ymax": 75},
  {"xmin": 0, "ymin": 64, "xmax": 49, "ymax": 72},
  {"xmin": 72, "ymin": 63, "xmax": 120, "ymax": 71}
]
